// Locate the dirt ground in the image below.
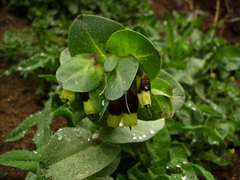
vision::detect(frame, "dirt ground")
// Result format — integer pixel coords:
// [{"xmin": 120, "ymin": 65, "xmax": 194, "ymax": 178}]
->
[{"xmin": 0, "ymin": 0, "xmax": 240, "ymax": 179}]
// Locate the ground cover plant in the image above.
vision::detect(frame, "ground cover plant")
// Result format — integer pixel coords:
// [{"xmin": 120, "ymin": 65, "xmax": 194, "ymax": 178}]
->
[{"xmin": 1, "ymin": 0, "xmax": 240, "ymax": 179}]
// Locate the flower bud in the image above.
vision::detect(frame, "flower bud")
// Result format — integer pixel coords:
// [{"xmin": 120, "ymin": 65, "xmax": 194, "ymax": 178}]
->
[
  {"xmin": 122, "ymin": 112, "xmax": 137, "ymax": 127},
  {"xmin": 79, "ymin": 92, "xmax": 98, "ymax": 115},
  {"xmin": 107, "ymin": 97, "xmax": 124, "ymax": 127},
  {"xmin": 136, "ymin": 72, "xmax": 151, "ymax": 108},
  {"xmin": 60, "ymin": 89, "xmax": 76, "ymax": 103},
  {"xmin": 122, "ymin": 89, "xmax": 139, "ymax": 127}
]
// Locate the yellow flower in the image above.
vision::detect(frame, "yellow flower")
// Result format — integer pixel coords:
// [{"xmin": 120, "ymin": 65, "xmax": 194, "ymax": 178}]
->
[
  {"xmin": 79, "ymin": 92, "xmax": 98, "ymax": 115},
  {"xmin": 60, "ymin": 89, "xmax": 76, "ymax": 103},
  {"xmin": 136, "ymin": 72, "xmax": 151, "ymax": 108}
]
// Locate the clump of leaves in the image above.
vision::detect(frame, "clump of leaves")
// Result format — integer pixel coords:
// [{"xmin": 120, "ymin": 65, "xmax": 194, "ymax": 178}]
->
[{"xmin": 0, "ymin": 15, "xmax": 186, "ymax": 180}]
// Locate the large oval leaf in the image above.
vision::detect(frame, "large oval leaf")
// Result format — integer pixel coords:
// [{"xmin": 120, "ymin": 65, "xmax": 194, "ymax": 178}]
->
[
  {"xmin": 105, "ymin": 56, "xmax": 139, "ymax": 100},
  {"xmin": 98, "ymin": 119, "xmax": 165, "ymax": 144},
  {"xmin": 56, "ymin": 54, "xmax": 104, "ymax": 92},
  {"xmin": 40, "ymin": 127, "xmax": 93, "ymax": 167},
  {"xmin": 60, "ymin": 48, "xmax": 71, "ymax": 65},
  {"xmin": 106, "ymin": 29, "xmax": 161, "ymax": 80},
  {"xmin": 158, "ymin": 70, "xmax": 185, "ymax": 111},
  {"xmin": 151, "ymin": 78, "xmax": 173, "ymax": 98},
  {"xmin": 40, "ymin": 127, "xmax": 121, "ymax": 180},
  {"xmin": 42, "ymin": 143, "xmax": 121, "ymax": 180},
  {"xmin": 69, "ymin": 15, "xmax": 125, "ymax": 61},
  {"xmin": 155, "ymin": 95, "xmax": 174, "ymax": 118}
]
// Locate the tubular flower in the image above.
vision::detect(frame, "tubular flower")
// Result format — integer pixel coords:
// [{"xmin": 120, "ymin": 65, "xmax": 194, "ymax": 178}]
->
[
  {"xmin": 136, "ymin": 72, "xmax": 151, "ymax": 108},
  {"xmin": 122, "ymin": 90, "xmax": 138, "ymax": 127},
  {"xmin": 60, "ymin": 88, "xmax": 76, "ymax": 103},
  {"xmin": 79, "ymin": 92, "xmax": 98, "ymax": 115},
  {"xmin": 107, "ymin": 96, "xmax": 124, "ymax": 127}
]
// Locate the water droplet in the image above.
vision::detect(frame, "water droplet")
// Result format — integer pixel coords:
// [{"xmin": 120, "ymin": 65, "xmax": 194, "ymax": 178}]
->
[
  {"xmin": 150, "ymin": 129, "xmax": 155, "ymax": 134},
  {"xmin": 182, "ymin": 176, "xmax": 188, "ymax": 180},
  {"xmin": 191, "ymin": 107, "xmax": 197, "ymax": 111},
  {"xmin": 119, "ymin": 121, "xmax": 124, "ymax": 127},
  {"xmin": 92, "ymin": 131, "xmax": 99, "ymax": 139},
  {"xmin": 176, "ymin": 164, "xmax": 181, "ymax": 168},
  {"xmin": 101, "ymin": 100, "xmax": 105, "ymax": 106},
  {"xmin": 142, "ymin": 134, "xmax": 147, "ymax": 138},
  {"xmin": 132, "ymin": 133, "xmax": 137, "ymax": 141},
  {"xmin": 138, "ymin": 136, "xmax": 143, "ymax": 140},
  {"xmin": 57, "ymin": 134, "xmax": 63, "ymax": 140},
  {"xmin": 18, "ymin": 66, "xmax": 22, "ymax": 70}
]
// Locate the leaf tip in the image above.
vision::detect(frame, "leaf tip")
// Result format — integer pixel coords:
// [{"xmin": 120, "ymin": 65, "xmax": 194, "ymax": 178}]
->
[{"xmin": 76, "ymin": 15, "xmax": 84, "ymax": 21}]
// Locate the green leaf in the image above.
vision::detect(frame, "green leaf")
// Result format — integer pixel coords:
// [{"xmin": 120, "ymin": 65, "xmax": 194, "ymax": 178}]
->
[
  {"xmin": 197, "ymin": 151, "xmax": 231, "ymax": 166},
  {"xmin": 181, "ymin": 125, "xmax": 226, "ymax": 145},
  {"xmin": 158, "ymin": 70, "xmax": 185, "ymax": 112},
  {"xmin": 69, "ymin": 14, "xmax": 125, "ymax": 61},
  {"xmin": 94, "ymin": 152, "xmax": 121, "ymax": 177},
  {"xmin": 5, "ymin": 111, "xmax": 41, "ymax": 142},
  {"xmin": 151, "ymin": 78, "xmax": 173, "ymax": 98},
  {"xmin": 56, "ymin": 54, "xmax": 104, "ymax": 92},
  {"xmin": 214, "ymin": 45, "xmax": 240, "ymax": 71},
  {"xmin": 40, "ymin": 127, "xmax": 93, "ymax": 166},
  {"xmin": 137, "ymin": 93, "xmax": 164, "ymax": 120},
  {"xmin": 105, "ymin": 56, "xmax": 139, "ymax": 100},
  {"xmin": 52, "ymin": 105, "xmax": 73, "ymax": 122},
  {"xmin": 104, "ymin": 54, "xmax": 121, "ymax": 72},
  {"xmin": 146, "ymin": 125, "xmax": 170, "ymax": 166},
  {"xmin": 106, "ymin": 29, "xmax": 161, "ymax": 80},
  {"xmin": 60, "ymin": 48, "xmax": 71, "ymax": 65},
  {"xmin": 38, "ymin": 74, "xmax": 57, "ymax": 82},
  {"xmin": 164, "ymin": 12, "xmax": 174, "ymax": 52},
  {"xmin": 155, "ymin": 95, "xmax": 174, "ymax": 118},
  {"xmin": 98, "ymin": 119, "xmax": 165, "ymax": 143},
  {"xmin": 89, "ymin": 82, "xmax": 108, "ymax": 114},
  {"xmin": 0, "ymin": 150, "xmax": 40, "ymax": 172},
  {"xmin": 42, "ymin": 142, "xmax": 121, "ymax": 180},
  {"xmin": 128, "ymin": 163, "xmax": 150, "ymax": 180},
  {"xmin": 190, "ymin": 163, "xmax": 215, "ymax": 180},
  {"xmin": 25, "ymin": 172, "xmax": 37, "ymax": 180},
  {"xmin": 33, "ymin": 96, "xmax": 53, "ymax": 151}
]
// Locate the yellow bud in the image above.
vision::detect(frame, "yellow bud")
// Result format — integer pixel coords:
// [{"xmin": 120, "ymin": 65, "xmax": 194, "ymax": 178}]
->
[
  {"xmin": 123, "ymin": 113, "xmax": 137, "ymax": 127},
  {"xmin": 107, "ymin": 114, "xmax": 121, "ymax": 127},
  {"xmin": 60, "ymin": 89, "xmax": 76, "ymax": 103},
  {"xmin": 136, "ymin": 72, "xmax": 151, "ymax": 108},
  {"xmin": 228, "ymin": 148, "xmax": 235, "ymax": 154},
  {"xmin": 83, "ymin": 99, "xmax": 98, "ymax": 115}
]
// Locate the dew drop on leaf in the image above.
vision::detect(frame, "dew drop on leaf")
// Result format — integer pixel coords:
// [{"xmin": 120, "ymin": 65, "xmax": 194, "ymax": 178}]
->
[
  {"xmin": 150, "ymin": 129, "xmax": 155, "ymax": 134},
  {"xmin": 57, "ymin": 134, "xmax": 63, "ymax": 140},
  {"xmin": 92, "ymin": 131, "xmax": 99, "ymax": 139}
]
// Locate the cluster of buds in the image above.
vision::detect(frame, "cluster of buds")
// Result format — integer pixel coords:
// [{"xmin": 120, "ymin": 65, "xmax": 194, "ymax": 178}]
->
[
  {"xmin": 60, "ymin": 72, "xmax": 152, "ymax": 128},
  {"xmin": 107, "ymin": 89, "xmax": 138, "ymax": 127},
  {"xmin": 60, "ymin": 89, "xmax": 98, "ymax": 115},
  {"xmin": 107, "ymin": 72, "xmax": 151, "ymax": 127}
]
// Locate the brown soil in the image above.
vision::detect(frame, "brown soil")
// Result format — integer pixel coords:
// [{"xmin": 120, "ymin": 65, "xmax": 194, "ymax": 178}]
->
[{"xmin": 0, "ymin": 0, "xmax": 240, "ymax": 180}]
